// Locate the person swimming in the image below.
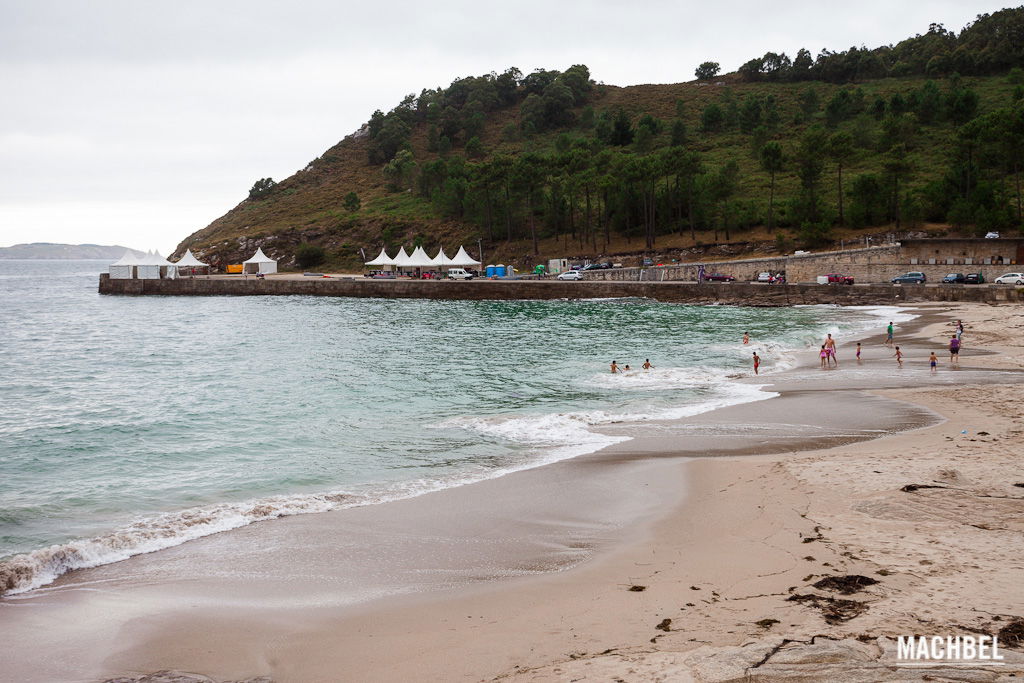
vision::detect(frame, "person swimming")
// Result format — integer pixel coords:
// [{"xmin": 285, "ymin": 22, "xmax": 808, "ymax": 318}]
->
[
  {"xmin": 610, "ymin": 360, "xmax": 619, "ymax": 374},
  {"xmin": 642, "ymin": 359, "xmax": 653, "ymax": 370}
]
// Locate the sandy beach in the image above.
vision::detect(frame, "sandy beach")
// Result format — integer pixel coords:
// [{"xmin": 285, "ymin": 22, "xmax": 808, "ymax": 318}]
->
[{"xmin": 3, "ymin": 302, "xmax": 1023, "ymax": 682}]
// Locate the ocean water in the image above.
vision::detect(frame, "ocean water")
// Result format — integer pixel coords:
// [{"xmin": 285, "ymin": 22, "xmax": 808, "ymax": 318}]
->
[{"xmin": 0, "ymin": 260, "xmax": 912, "ymax": 595}]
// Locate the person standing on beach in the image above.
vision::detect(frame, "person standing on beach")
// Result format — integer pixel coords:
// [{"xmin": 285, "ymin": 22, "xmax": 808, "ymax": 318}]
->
[
  {"xmin": 824, "ymin": 333, "xmax": 838, "ymax": 367},
  {"xmin": 956, "ymin": 320, "xmax": 964, "ymax": 340},
  {"xmin": 610, "ymin": 360, "xmax": 619, "ymax": 374},
  {"xmin": 894, "ymin": 346, "xmax": 904, "ymax": 367},
  {"xmin": 885, "ymin": 322, "xmax": 894, "ymax": 346},
  {"xmin": 929, "ymin": 351, "xmax": 938, "ymax": 373},
  {"xmin": 949, "ymin": 335, "xmax": 960, "ymax": 365},
  {"xmin": 819, "ymin": 345, "xmax": 828, "ymax": 369},
  {"xmin": 743, "ymin": 332, "xmax": 750, "ymax": 345},
  {"xmin": 642, "ymin": 359, "xmax": 654, "ymax": 370},
  {"xmin": 856, "ymin": 342, "xmax": 862, "ymax": 362},
  {"xmin": 752, "ymin": 351, "xmax": 760, "ymax": 375}
]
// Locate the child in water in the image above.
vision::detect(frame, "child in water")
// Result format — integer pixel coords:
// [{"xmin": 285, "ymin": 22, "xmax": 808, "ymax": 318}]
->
[
  {"xmin": 743, "ymin": 332, "xmax": 750, "ymax": 345},
  {"xmin": 610, "ymin": 360, "xmax": 619, "ymax": 374},
  {"xmin": 819, "ymin": 345, "xmax": 828, "ymax": 369},
  {"xmin": 929, "ymin": 351, "xmax": 938, "ymax": 373},
  {"xmin": 752, "ymin": 351, "xmax": 760, "ymax": 375},
  {"xmin": 642, "ymin": 359, "xmax": 653, "ymax": 370}
]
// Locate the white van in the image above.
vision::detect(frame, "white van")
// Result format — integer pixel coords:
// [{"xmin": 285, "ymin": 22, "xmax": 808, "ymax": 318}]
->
[{"xmin": 447, "ymin": 268, "xmax": 475, "ymax": 280}]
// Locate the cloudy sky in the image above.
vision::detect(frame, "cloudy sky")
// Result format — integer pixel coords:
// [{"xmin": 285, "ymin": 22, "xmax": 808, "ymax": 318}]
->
[{"xmin": 0, "ymin": 0, "xmax": 1011, "ymax": 254}]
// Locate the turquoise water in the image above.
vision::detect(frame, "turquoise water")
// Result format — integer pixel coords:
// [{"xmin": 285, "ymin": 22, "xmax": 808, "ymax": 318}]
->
[{"xmin": 0, "ymin": 260, "xmax": 904, "ymax": 594}]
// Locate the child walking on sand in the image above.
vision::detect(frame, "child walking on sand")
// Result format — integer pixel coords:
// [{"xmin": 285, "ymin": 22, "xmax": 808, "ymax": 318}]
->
[
  {"xmin": 894, "ymin": 346, "xmax": 903, "ymax": 367},
  {"xmin": 929, "ymin": 351, "xmax": 938, "ymax": 373},
  {"xmin": 819, "ymin": 345, "xmax": 828, "ymax": 369}
]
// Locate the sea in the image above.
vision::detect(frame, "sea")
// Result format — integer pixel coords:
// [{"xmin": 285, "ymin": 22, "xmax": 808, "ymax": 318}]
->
[{"xmin": 0, "ymin": 260, "xmax": 914, "ymax": 595}]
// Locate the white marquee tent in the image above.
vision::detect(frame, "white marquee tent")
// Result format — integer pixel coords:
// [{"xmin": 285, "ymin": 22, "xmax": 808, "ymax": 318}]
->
[
  {"xmin": 364, "ymin": 247, "xmax": 395, "ymax": 268},
  {"xmin": 243, "ymin": 247, "xmax": 277, "ymax": 275},
  {"xmin": 109, "ymin": 250, "xmax": 140, "ymax": 279},
  {"xmin": 174, "ymin": 249, "xmax": 209, "ymax": 274},
  {"xmin": 137, "ymin": 251, "xmax": 175, "ymax": 280},
  {"xmin": 429, "ymin": 247, "xmax": 451, "ymax": 269},
  {"xmin": 449, "ymin": 246, "xmax": 481, "ymax": 267}
]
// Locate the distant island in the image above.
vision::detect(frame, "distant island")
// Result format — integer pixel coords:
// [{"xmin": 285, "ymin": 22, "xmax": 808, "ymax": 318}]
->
[{"xmin": 0, "ymin": 243, "xmax": 146, "ymax": 260}]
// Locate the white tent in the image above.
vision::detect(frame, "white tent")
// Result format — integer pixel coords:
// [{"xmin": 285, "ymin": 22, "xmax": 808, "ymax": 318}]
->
[
  {"xmin": 109, "ymin": 250, "xmax": 140, "ymax": 279},
  {"xmin": 174, "ymin": 249, "xmax": 210, "ymax": 276},
  {"xmin": 243, "ymin": 247, "xmax": 277, "ymax": 274},
  {"xmin": 405, "ymin": 246, "xmax": 433, "ymax": 268},
  {"xmin": 137, "ymin": 250, "xmax": 175, "ymax": 280},
  {"xmin": 364, "ymin": 247, "xmax": 395, "ymax": 267},
  {"xmin": 449, "ymin": 245, "xmax": 482, "ymax": 267},
  {"xmin": 392, "ymin": 246, "xmax": 411, "ymax": 269},
  {"xmin": 428, "ymin": 247, "xmax": 452, "ymax": 269}
]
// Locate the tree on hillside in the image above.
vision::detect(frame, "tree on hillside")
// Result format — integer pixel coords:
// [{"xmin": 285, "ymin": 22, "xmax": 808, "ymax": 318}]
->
[
  {"xmin": 826, "ymin": 131, "xmax": 855, "ymax": 225},
  {"xmin": 609, "ymin": 109, "xmax": 635, "ymax": 146},
  {"xmin": 343, "ymin": 192, "xmax": 360, "ymax": 212},
  {"xmin": 248, "ymin": 177, "xmax": 276, "ymax": 200},
  {"xmin": 695, "ymin": 62, "xmax": 720, "ymax": 80},
  {"xmin": 759, "ymin": 142, "xmax": 785, "ymax": 230}
]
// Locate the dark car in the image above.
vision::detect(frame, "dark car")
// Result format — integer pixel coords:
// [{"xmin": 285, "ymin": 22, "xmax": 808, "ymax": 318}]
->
[
  {"xmin": 964, "ymin": 272, "xmax": 985, "ymax": 284},
  {"xmin": 891, "ymin": 271, "xmax": 926, "ymax": 284},
  {"xmin": 704, "ymin": 273, "xmax": 735, "ymax": 282},
  {"xmin": 824, "ymin": 273, "xmax": 855, "ymax": 285},
  {"xmin": 582, "ymin": 262, "xmax": 612, "ymax": 270},
  {"xmin": 942, "ymin": 273, "xmax": 966, "ymax": 284}
]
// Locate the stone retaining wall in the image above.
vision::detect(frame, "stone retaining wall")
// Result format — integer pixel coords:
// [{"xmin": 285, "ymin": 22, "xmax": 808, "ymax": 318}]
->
[{"xmin": 99, "ymin": 274, "xmax": 1024, "ymax": 306}]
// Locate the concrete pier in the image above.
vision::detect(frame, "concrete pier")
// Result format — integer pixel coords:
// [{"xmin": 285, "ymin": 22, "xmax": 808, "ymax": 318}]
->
[{"xmin": 98, "ymin": 274, "xmax": 1024, "ymax": 306}]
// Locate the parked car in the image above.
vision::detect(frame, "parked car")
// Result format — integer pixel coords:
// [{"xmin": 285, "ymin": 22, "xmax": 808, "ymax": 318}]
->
[
  {"xmin": 557, "ymin": 271, "xmax": 584, "ymax": 281},
  {"xmin": 447, "ymin": 268, "xmax": 475, "ymax": 280},
  {"xmin": 364, "ymin": 270, "xmax": 395, "ymax": 279},
  {"xmin": 964, "ymin": 272, "xmax": 985, "ymax": 284},
  {"xmin": 941, "ymin": 273, "xmax": 966, "ymax": 284},
  {"xmin": 824, "ymin": 273, "xmax": 855, "ymax": 285},
  {"xmin": 582, "ymin": 262, "xmax": 612, "ymax": 270},
  {"xmin": 704, "ymin": 273, "xmax": 735, "ymax": 282},
  {"xmin": 756, "ymin": 272, "xmax": 772, "ymax": 282},
  {"xmin": 891, "ymin": 271, "xmax": 927, "ymax": 284},
  {"xmin": 985, "ymin": 231, "xmax": 1000, "ymax": 238},
  {"xmin": 994, "ymin": 272, "xmax": 1024, "ymax": 285}
]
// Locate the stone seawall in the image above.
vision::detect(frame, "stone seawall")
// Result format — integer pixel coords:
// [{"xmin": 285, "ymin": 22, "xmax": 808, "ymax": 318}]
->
[{"xmin": 98, "ymin": 274, "xmax": 1024, "ymax": 306}]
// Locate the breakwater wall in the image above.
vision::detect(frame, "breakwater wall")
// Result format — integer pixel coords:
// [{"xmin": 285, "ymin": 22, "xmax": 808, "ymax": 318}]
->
[{"xmin": 98, "ymin": 274, "xmax": 1024, "ymax": 306}]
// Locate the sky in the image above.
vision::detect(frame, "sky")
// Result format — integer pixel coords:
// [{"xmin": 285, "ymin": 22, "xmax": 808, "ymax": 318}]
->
[{"xmin": 0, "ymin": 0, "xmax": 1013, "ymax": 254}]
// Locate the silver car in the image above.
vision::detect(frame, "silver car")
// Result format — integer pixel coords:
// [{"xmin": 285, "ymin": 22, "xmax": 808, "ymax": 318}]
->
[
  {"xmin": 994, "ymin": 272, "xmax": 1024, "ymax": 285},
  {"xmin": 556, "ymin": 271, "xmax": 583, "ymax": 281}
]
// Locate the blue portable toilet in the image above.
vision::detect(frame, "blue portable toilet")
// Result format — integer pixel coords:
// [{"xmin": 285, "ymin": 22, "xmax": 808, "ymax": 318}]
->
[
  {"xmin": 495, "ymin": 264, "xmax": 506, "ymax": 277},
  {"xmin": 485, "ymin": 264, "xmax": 496, "ymax": 277}
]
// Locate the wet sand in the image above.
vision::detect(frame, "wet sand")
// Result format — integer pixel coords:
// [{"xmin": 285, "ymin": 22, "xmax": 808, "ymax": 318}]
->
[{"xmin": 3, "ymin": 302, "xmax": 1023, "ymax": 682}]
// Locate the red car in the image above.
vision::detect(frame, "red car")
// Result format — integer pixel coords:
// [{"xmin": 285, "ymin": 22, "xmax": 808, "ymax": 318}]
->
[
  {"xmin": 824, "ymin": 273, "xmax": 855, "ymax": 285},
  {"xmin": 704, "ymin": 273, "xmax": 735, "ymax": 282}
]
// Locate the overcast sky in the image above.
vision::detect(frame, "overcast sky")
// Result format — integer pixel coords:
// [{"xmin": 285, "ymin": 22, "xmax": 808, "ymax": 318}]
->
[{"xmin": 0, "ymin": 0, "xmax": 1011, "ymax": 254}]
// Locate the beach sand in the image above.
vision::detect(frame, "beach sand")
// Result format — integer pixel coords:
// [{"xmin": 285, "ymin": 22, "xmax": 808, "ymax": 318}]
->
[{"xmin": 3, "ymin": 302, "xmax": 1023, "ymax": 682}]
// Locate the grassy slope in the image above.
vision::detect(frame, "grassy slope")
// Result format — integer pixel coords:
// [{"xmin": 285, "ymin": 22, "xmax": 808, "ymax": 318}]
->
[{"xmin": 175, "ymin": 73, "xmax": 1020, "ymax": 270}]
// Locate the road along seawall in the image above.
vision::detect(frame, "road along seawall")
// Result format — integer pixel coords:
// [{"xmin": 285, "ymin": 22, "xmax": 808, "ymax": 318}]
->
[{"xmin": 98, "ymin": 274, "xmax": 1024, "ymax": 306}]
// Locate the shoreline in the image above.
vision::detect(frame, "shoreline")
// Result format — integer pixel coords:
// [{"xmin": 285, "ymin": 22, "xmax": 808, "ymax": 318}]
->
[{"xmin": 3, "ymin": 302, "xmax": 1023, "ymax": 681}]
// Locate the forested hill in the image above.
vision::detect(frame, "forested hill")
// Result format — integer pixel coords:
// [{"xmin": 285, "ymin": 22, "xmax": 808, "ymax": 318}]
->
[{"xmin": 175, "ymin": 7, "xmax": 1024, "ymax": 271}]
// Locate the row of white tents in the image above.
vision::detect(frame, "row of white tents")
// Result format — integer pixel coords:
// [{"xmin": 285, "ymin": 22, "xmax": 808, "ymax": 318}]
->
[
  {"xmin": 109, "ymin": 247, "xmax": 278, "ymax": 279},
  {"xmin": 364, "ymin": 245, "xmax": 481, "ymax": 270}
]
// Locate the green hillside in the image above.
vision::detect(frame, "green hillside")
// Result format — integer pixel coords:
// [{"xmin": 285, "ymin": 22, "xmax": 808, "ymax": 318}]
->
[{"xmin": 175, "ymin": 7, "xmax": 1024, "ymax": 271}]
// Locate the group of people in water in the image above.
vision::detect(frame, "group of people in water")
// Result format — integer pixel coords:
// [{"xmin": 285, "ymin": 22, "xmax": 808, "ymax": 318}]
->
[
  {"xmin": 609, "ymin": 359, "xmax": 654, "ymax": 374},
  {"xmin": 610, "ymin": 319, "xmax": 966, "ymax": 377}
]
